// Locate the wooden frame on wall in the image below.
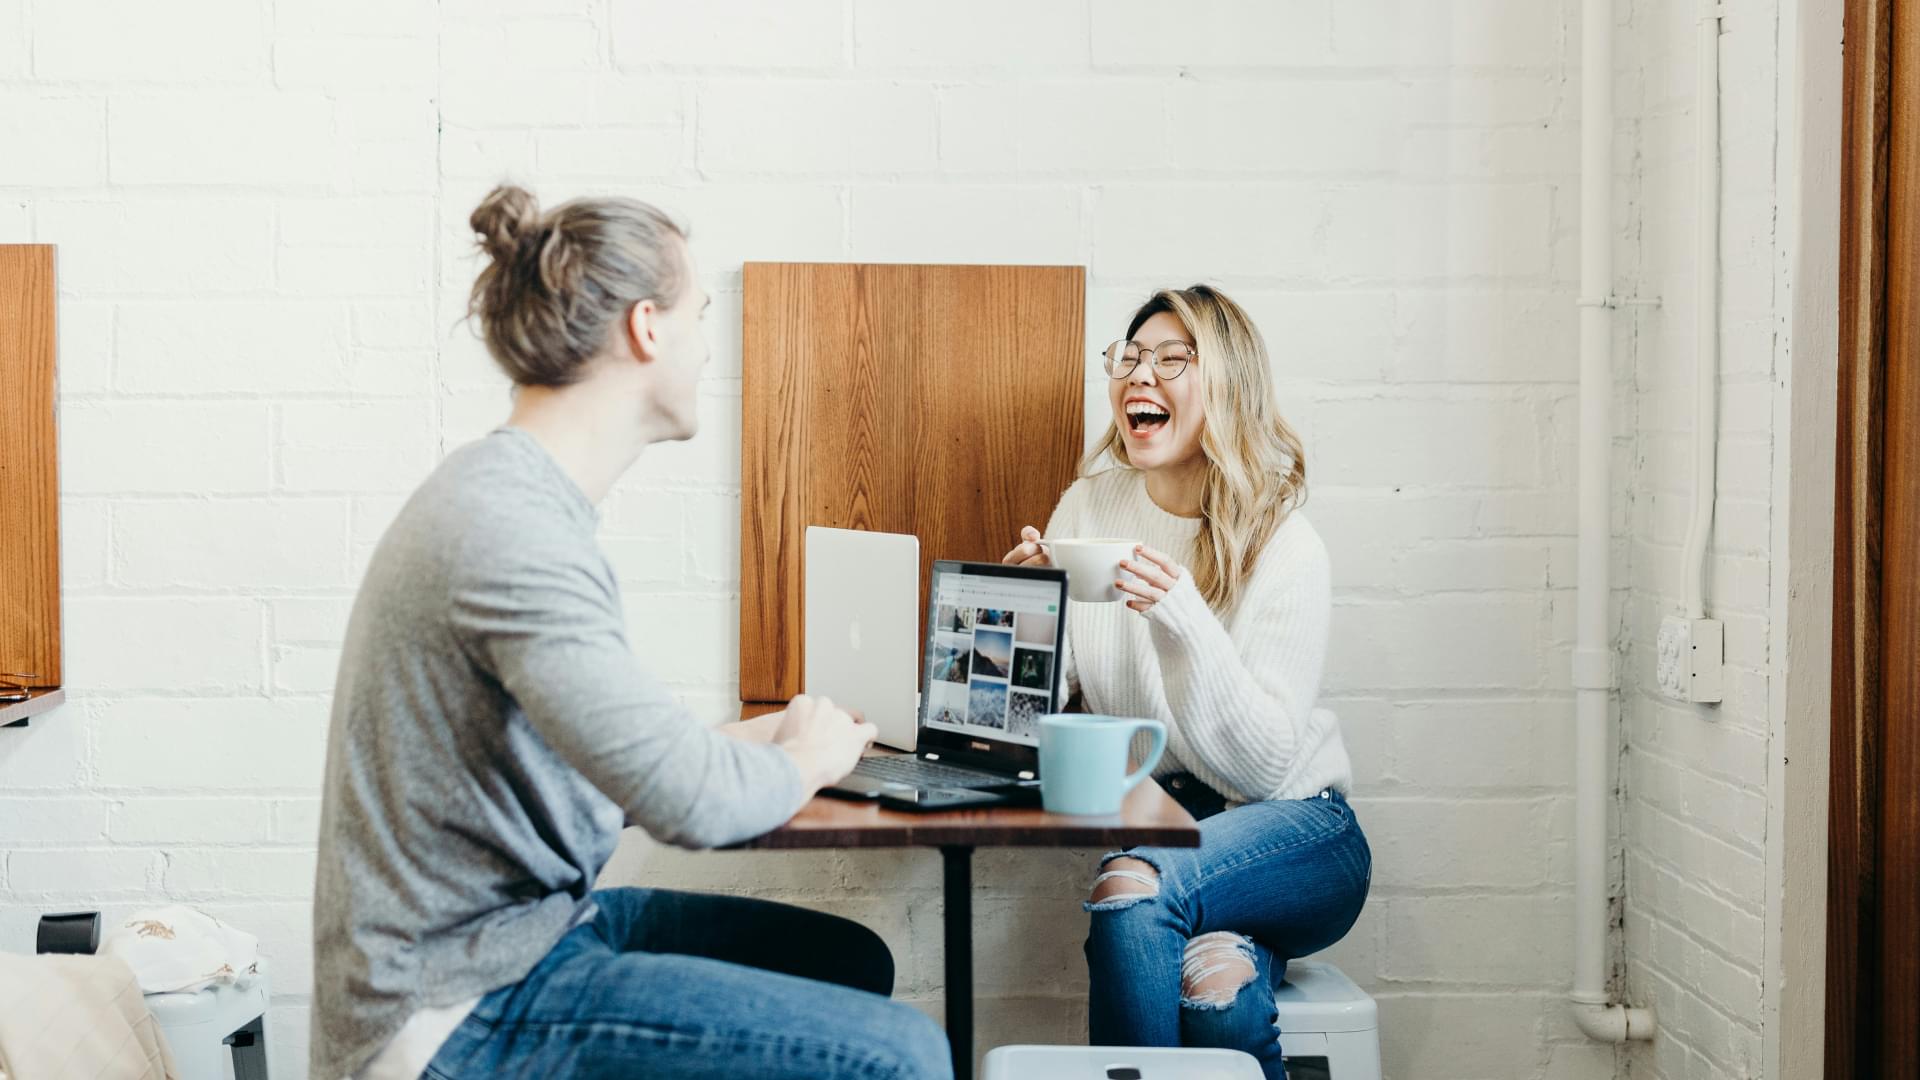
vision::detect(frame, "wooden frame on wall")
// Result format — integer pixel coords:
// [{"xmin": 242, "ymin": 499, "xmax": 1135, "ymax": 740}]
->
[
  {"xmin": 0, "ymin": 244, "xmax": 63, "ymax": 727},
  {"xmin": 1829, "ymin": 0, "xmax": 1920, "ymax": 1070}
]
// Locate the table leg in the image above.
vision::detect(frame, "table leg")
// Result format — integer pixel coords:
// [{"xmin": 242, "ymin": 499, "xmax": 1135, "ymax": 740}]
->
[{"xmin": 942, "ymin": 844, "xmax": 974, "ymax": 1080}]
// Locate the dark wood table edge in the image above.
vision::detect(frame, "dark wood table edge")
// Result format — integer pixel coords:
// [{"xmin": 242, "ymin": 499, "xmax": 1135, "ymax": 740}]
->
[{"xmin": 731, "ymin": 826, "xmax": 1202, "ymax": 851}]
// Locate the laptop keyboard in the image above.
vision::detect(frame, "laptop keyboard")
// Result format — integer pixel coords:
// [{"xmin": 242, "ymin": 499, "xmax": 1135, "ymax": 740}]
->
[{"xmin": 848, "ymin": 755, "xmax": 1007, "ymax": 790}]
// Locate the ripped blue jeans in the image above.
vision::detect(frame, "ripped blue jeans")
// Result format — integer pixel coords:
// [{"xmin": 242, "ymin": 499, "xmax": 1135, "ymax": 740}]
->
[{"xmin": 1084, "ymin": 781, "xmax": 1370, "ymax": 1080}]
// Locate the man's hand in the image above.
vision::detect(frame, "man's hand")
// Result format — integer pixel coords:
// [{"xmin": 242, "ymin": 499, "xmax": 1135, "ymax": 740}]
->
[
  {"xmin": 719, "ymin": 712, "xmax": 786, "ymax": 742},
  {"xmin": 772, "ymin": 694, "xmax": 878, "ymax": 791}
]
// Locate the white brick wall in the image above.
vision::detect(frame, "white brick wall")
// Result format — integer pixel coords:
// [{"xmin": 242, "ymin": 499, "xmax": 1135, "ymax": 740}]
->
[
  {"xmin": 1617, "ymin": 0, "xmax": 1785, "ymax": 1078},
  {"xmin": 0, "ymin": 1, "xmax": 1807, "ymax": 1077}
]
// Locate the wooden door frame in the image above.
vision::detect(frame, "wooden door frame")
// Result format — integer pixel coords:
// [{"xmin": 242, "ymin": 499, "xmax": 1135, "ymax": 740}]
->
[{"xmin": 1830, "ymin": 0, "xmax": 1920, "ymax": 1071}]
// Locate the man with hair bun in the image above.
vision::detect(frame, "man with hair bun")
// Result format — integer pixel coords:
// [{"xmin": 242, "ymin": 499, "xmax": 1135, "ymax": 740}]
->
[{"xmin": 312, "ymin": 184, "xmax": 951, "ymax": 1080}]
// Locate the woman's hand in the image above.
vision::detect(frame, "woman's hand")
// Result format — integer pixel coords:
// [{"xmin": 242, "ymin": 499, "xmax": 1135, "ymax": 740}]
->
[
  {"xmin": 1116, "ymin": 544, "xmax": 1185, "ymax": 615},
  {"xmin": 1001, "ymin": 525, "xmax": 1051, "ymax": 567}
]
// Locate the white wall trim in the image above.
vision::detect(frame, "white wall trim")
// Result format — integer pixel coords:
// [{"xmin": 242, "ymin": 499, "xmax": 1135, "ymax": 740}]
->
[{"xmin": 1765, "ymin": 0, "xmax": 1843, "ymax": 1075}]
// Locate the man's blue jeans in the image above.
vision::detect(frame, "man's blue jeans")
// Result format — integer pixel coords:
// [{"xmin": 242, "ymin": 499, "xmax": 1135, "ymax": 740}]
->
[
  {"xmin": 424, "ymin": 887, "xmax": 952, "ymax": 1079},
  {"xmin": 1084, "ymin": 787, "xmax": 1371, "ymax": 1080}
]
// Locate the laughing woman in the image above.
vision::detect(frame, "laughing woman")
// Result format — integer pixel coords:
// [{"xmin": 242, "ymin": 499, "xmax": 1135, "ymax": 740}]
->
[{"xmin": 1003, "ymin": 285, "xmax": 1369, "ymax": 1078}]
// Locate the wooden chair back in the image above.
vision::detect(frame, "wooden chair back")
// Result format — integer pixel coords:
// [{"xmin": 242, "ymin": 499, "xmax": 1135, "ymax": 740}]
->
[
  {"xmin": 0, "ymin": 245, "xmax": 61, "ymax": 690},
  {"xmin": 739, "ymin": 262, "xmax": 1086, "ymax": 705}
]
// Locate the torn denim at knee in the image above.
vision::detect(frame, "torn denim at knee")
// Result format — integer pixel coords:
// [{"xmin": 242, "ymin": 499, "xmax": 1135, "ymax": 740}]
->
[
  {"xmin": 1178, "ymin": 931, "xmax": 1257, "ymax": 1012},
  {"xmin": 1083, "ymin": 851, "xmax": 1164, "ymax": 913}
]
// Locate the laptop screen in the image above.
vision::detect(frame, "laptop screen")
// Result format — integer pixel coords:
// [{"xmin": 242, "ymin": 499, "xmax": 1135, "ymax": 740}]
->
[{"xmin": 923, "ymin": 564, "xmax": 1063, "ymax": 747}]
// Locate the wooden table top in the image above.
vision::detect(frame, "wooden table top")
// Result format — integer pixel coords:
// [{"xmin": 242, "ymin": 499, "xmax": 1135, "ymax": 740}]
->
[
  {"xmin": 730, "ymin": 703, "xmax": 1201, "ymax": 849},
  {"xmin": 732, "ymin": 764, "xmax": 1201, "ymax": 851}
]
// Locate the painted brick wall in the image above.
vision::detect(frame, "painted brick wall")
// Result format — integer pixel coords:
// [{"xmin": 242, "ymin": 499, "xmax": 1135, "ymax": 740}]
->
[
  {"xmin": 0, "ymin": 1, "xmax": 1794, "ymax": 1077},
  {"xmin": 1616, "ymin": 0, "xmax": 1784, "ymax": 1077}
]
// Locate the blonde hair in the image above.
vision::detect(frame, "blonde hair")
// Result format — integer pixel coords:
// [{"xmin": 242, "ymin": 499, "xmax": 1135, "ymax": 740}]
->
[
  {"xmin": 467, "ymin": 184, "xmax": 688, "ymax": 387},
  {"xmin": 1085, "ymin": 284, "xmax": 1307, "ymax": 611}
]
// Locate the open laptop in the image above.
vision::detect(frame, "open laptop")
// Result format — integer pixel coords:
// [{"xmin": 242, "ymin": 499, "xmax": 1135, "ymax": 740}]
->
[{"xmin": 804, "ymin": 529, "xmax": 1069, "ymax": 807}]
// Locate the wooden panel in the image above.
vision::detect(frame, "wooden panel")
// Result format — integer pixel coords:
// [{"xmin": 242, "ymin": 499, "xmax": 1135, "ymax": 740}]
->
[
  {"xmin": 1832, "ymin": 0, "xmax": 1920, "ymax": 1071},
  {"xmin": 1829, "ymin": 2, "xmax": 1890, "ymax": 1071},
  {"xmin": 1878, "ymin": 0, "xmax": 1920, "ymax": 1063},
  {"xmin": 740, "ymin": 263, "xmax": 1085, "ymax": 703},
  {"xmin": 0, "ymin": 245, "xmax": 60, "ymax": 690},
  {"xmin": 731, "ymin": 764, "xmax": 1200, "ymax": 850}
]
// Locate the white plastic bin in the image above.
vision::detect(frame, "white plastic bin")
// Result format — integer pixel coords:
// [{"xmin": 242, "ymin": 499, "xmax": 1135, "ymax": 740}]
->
[
  {"xmin": 1273, "ymin": 960, "xmax": 1381, "ymax": 1080},
  {"xmin": 143, "ymin": 959, "xmax": 270, "ymax": 1080},
  {"xmin": 982, "ymin": 1045, "xmax": 1263, "ymax": 1079}
]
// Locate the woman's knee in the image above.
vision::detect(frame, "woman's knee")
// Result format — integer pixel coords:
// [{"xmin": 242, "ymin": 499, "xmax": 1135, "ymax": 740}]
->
[
  {"xmin": 1179, "ymin": 932, "xmax": 1257, "ymax": 1008},
  {"xmin": 1085, "ymin": 855, "xmax": 1162, "ymax": 911},
  {"xmin": 1177, "ymin": 934, "xmax": 1274, "ymax": 1054}
]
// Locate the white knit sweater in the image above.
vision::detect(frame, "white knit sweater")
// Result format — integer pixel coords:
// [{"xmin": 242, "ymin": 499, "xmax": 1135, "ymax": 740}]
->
[{"xmin": 1046, "ymin": 468, "xmax": 1351, "ymax": 804}]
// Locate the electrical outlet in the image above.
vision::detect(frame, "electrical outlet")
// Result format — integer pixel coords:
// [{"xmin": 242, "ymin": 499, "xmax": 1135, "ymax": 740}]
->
[
  {"xmin": 1655, "ymin": 617, "xmax": 1689, "ymax": 698},
  {"xmin": 1656, "ymin": 615, "xmax": 1724, "ymax": 704}
]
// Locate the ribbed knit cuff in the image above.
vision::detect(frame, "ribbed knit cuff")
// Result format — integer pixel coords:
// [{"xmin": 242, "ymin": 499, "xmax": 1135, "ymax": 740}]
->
[{"xmin": 1142, "ymin": 568, "xmax": 1215, "ymax": 646}]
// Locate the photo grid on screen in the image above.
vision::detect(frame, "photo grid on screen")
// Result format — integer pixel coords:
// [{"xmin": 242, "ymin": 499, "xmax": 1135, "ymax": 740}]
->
[{"xmin": 924, "ymin": 573, "xmax": 1060, "ymax": 744}]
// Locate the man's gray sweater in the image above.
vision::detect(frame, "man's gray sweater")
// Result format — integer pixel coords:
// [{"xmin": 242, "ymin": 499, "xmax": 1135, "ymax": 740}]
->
[{"xmin": 310, "ymin": 428, "xmax": 803, "ymax": 1078}]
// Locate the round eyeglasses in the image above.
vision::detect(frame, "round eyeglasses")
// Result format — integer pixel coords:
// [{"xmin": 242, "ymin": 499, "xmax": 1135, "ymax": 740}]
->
[{"xmin": 1101, "ymin": 339, "xmax": 1195, "ymax": 380}]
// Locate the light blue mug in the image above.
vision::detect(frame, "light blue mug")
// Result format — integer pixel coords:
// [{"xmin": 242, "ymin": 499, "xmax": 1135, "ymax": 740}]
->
[{"xmin": 1038, "ymin": 714, "xmax": 1168, "ymax": 815}]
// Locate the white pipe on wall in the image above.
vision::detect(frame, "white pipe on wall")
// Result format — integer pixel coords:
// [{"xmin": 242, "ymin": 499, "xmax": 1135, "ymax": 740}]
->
[
  {"xmin": 1682, "ymin": 5, "xmax": 1725, "ymax": 620},
  {"xmin": 1571, "ymin": 0, "xmax": 1655, "ymax": 1042}
]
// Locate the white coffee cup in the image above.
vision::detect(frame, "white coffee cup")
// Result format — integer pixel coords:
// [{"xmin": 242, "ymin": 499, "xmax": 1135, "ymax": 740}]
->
[{"xmin": 1038, "ymin": 538, "xmax": 1141, "ymax": 604}]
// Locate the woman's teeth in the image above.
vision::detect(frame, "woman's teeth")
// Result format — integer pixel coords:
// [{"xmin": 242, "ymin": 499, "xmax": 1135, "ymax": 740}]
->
[{"xmin": 1126, "ymin": 403, "xmax": 1170, "ymax": 433}]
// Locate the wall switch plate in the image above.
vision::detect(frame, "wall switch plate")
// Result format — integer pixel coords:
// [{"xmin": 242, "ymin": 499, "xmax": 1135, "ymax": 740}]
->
[{"xmin": 1656, "ymin": 615, "xmax": 1724, "ymax": 704}]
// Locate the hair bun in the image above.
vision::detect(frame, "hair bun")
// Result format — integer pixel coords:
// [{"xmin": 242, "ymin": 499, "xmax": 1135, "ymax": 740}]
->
[
  {"xmin": 465, "ymin": 186, "xmax": 688, "ymax": 389},
  {"xmin": 470, "ymin": 184, "xmax": 541, "ymax": 263}
]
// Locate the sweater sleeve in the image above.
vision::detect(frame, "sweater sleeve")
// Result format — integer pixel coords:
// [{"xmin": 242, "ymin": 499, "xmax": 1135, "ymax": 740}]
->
[
  {"xmin": 1140, "ymin": 519, "xmax": 1331, "ymax": 801},
  {"xmin": 1043, "ymin": 482, "xmax": 1084, "ymax": 702},
  {"xmin": 449, "ymin": 543, "xmax": 807, "ymax": 850}
]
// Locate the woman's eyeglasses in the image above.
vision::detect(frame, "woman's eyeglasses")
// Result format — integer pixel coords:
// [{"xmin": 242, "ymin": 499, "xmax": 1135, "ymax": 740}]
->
[
  {"xmin": 0, "ymin": 673, "xmax": 37, "ymax": 704},
  {"xmin": 1101, "ymin": 340, "xmax": 1196, "ymax": 381}
]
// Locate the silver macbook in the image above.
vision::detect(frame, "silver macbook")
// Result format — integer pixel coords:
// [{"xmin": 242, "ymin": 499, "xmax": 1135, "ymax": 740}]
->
[{"xmin": 805, "ymin": 526, "xmax": 922, "ymax": 750}]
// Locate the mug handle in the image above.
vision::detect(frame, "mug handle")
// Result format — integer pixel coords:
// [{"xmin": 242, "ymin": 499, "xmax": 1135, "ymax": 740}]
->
[{"xmin": 1119, "ymin": 720, "xmax": 1167, "ymax": 794}]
